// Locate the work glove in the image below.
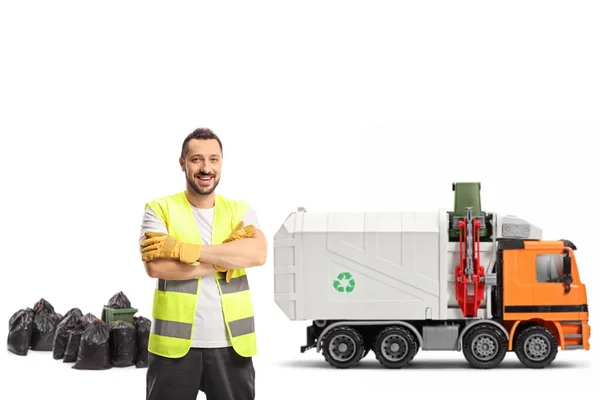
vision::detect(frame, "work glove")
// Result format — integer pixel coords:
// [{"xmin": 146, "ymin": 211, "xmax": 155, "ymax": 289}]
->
[
  {"xmin": 215, "ymin": 221, "xmax": 256, "ymax": 282},
  {"xmin": 140, "ymin": 232, "xmax": 201, "ymax": 264}
]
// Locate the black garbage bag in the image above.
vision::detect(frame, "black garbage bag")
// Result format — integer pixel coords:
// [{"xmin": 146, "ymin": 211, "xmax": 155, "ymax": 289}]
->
[
  {"xmin": 73, "ymin": 319, "xmax": 112, "ymax": 370},
  {"xmin": 61, "ymin": 308, "xmax": 82, "ymax": 323},
  {"xmin": 30, "ymin": 309, "xmax": 59, "ymax": 351},
  {"xmin": 7, "ymin": 308, "xmax": 35, "ymax": 355},
  {"xmin": 133, "ymin": 315, "xmax": 151, "ymax": 368},
  {"xmin": 63, "ymin": 322, "xmax": 86, "ymax": 363},
  {"xmin": 64, "ymin": 308, "xmax": 81, "ymax": 318},
  {"xmin": 109, "ymin": 321, "xmax": 137, "ymax": 367},
  {"xmin": 33, "ymin": 298, "xmax": 55, "ymax": 314},
  {"xmin": 80, "ymin": 313, "xmax": 97, "ymax": 324},
  {"xmin": 53, "ymin": 308, "xmax": 83, "ymax": 359},
  {"xmin": 107, "ymin": 291, "xmax": 131, "ymax": 309},
  {"xmin": 63, "ymin": 313, "xmax": 97, "ymax": 362},
  {"xmin": 9, "ymin": 307, "xmax": 34, "ymax": 327}
]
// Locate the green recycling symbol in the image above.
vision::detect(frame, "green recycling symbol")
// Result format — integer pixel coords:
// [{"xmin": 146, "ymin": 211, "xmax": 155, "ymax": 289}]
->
[{"xmin": 333, "ymin": 272, "xmax": 355, "ymax": 293}]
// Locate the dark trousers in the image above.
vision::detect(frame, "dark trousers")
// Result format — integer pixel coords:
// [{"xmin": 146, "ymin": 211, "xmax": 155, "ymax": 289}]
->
[{"xmin": 146, "ymin": 347, "xmax": 255, "ymax": 400}]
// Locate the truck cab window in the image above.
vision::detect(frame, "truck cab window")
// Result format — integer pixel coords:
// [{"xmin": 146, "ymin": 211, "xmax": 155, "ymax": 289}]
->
[{"xmin": 536, "ymin": 254, "xmax": 564, "ymax": 283}]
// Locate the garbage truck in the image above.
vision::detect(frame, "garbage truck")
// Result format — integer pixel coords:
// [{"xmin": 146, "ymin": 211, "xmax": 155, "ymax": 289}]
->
[{"xmin": 273, "ymin": 182, "xmax": 590, "ymax": 369}]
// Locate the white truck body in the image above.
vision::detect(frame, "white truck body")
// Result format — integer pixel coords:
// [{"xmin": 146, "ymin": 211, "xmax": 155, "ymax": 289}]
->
[{"xmin": 274, "ymin": 209, "xmax": 541, "ymax": 322}]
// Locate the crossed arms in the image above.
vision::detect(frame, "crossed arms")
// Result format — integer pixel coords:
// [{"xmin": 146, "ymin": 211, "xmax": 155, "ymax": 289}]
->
[
  {"xmin": 140, "ymin": 228, "xmax": 267, "ymax": 281},
  {"xmin": 198, "ymin": 230, "xmax": 268, "ymax": 269}
]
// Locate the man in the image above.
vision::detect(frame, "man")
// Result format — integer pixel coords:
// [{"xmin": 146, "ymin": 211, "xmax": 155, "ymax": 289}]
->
[{"xmin": 138, "ymin": 128, "xmax": 267, "ymax": 400}]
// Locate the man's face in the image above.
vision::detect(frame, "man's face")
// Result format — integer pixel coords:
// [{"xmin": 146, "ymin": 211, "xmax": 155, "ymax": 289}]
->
[{"xmin": 180, "ymin": 138, "xmax": 222, "ymax": 196}]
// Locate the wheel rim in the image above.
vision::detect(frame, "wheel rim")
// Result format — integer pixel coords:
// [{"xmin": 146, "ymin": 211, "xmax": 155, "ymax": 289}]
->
[
  {"xmin": 523, "ymin": 334, "xmax": 550, "ymax": 361},
  {"xmin": 470, "ymin": 333, "xmax": 498, "ymax": 361},
  {"xmin": 380, "ymin": 333, "xmax": 408, "ymax": 362},
  {"xmin": 328, "ymin": 334, "xmax": 357, "ymax": 362}
]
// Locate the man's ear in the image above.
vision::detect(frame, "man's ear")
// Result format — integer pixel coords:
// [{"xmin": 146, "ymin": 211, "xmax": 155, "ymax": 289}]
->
[{"xmin": 179, "ymin": 157, "xmax": 185, "ymax": 171}]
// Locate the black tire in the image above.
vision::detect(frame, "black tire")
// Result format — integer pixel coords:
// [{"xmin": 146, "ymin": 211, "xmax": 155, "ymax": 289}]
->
[
  {"xmin": 373, "ymin": 326, "xmax": 418, "ymax": 369},
  {"xmin": 322, "ymin": 326, "xmax": 365, "ymax": 369},
  {"xmin": 514, "ymin": 325, "xmax": 558, "ymax": 369},
  {"xmin": 462, "ymin": 324, "xmax": 507, "ymax": 369}
]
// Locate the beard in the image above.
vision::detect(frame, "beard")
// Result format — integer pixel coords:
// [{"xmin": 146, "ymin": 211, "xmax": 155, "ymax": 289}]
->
[{"xmin": 186, "ymin": 172, "xmax": 219, "ymax": 195}]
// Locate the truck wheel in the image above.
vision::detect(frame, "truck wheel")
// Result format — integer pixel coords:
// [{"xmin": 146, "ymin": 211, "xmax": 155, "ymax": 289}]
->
[
  {"xmin": 462, "ymin": 324, "xmax": 507, "ymax": 369},
  {"xmin": 514, "ymin": 325, "xmax": 558, "ymax": 369},
  {"xmin": 373, "ymin": 326, "xmax": 418, "ymax": 369},
  {"xmin": 322, "ymin": 326, "xmax": 365, "ymax": 369}
]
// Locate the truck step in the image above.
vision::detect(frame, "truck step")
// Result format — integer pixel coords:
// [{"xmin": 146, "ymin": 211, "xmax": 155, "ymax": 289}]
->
[
  {"xmin": 563, "ymin": 334, "xmax": 582, "ymax": 339},
  {"xmin": 564, "ymin": 344, "xmax": 583, "ymax": 350}
]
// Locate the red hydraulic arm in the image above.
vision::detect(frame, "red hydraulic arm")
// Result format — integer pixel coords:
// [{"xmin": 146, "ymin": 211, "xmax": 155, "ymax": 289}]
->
[{"xmin": 455, "ymin": 208, "xmax": 485, "ymax": 318}]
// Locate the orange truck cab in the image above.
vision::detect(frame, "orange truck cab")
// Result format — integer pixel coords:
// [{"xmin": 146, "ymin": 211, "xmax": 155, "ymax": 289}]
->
[{"xmin": 497, "ymin": 238, "xmax": 590, "ymax": 367}]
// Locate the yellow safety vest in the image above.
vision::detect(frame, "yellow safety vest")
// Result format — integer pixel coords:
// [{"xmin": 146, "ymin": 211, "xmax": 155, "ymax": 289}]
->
[{"xmin": 144, "ymin": 191, "xmax": 257, "ymax": 358}]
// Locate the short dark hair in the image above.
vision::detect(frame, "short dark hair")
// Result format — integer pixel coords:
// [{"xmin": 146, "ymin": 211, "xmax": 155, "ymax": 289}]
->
[{"xmin": 181, "ymin": 128, "xmax": 223, "ymax": 158}]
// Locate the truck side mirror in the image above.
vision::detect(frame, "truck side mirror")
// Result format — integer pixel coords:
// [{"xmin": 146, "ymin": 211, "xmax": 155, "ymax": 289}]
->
[{"xmin": 563, "ymin": 250, "xmax": 573, "ymax": 293}]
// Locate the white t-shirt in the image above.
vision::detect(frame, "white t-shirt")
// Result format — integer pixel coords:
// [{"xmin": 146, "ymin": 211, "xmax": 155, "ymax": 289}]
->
[{"xmin": 139, "ymin": 200, "xmax": 259, "ymax": 348}]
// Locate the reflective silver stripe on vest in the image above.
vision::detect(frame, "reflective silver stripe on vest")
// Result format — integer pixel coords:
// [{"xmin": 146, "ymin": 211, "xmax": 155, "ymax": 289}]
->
[
  {"xmin": 152, "ymin": 318, "xmax": 192, "ymax": 340},
  {"xmin": 158, "ymin": 279, "xmax": 198, "ymax": 295},
  {"xmin": 229, "ymin": 316, "xmax": 255, "ymax": 337},
  {"xmin": 219, "ymin": 275, "xmax": 250, "ymax": 294}
]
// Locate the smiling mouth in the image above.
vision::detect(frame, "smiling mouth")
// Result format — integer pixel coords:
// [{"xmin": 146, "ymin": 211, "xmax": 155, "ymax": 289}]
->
[{"xmin": 195, "ymin": 175, "xmax": 214, "ymax": 185}]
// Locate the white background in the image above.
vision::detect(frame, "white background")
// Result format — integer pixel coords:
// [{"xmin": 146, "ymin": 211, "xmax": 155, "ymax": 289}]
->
[{"xmin": 1, "ymin": 0, "xmax": 599, "ymax": 399}]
